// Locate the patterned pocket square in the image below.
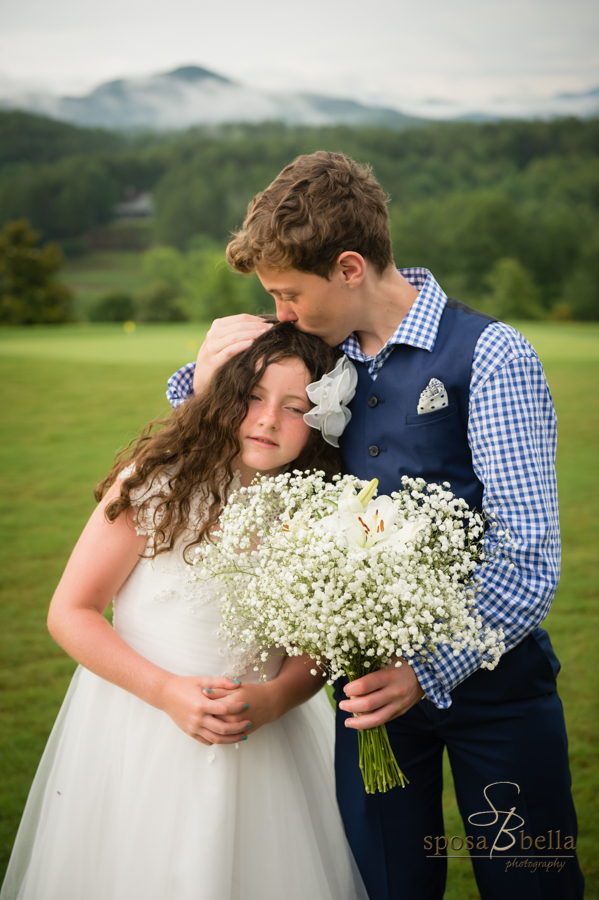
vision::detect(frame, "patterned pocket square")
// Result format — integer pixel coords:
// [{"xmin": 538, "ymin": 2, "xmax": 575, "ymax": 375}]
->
[{"xmin": 417, "ymin": 378, "xmax": 449, "ymax": 414}]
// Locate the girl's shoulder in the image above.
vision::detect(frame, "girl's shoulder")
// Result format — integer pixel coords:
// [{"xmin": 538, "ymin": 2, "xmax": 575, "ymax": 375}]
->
[
  {"xmin": 119, "ymin": 464, "xmax": 188, "ymax": 538},
  {"xmin": 118, "ymin": 464, "xmax": 240, "ymax": 540}
]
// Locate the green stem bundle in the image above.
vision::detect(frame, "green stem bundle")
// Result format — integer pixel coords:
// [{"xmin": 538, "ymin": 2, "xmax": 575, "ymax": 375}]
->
[
  {"xmin": 346, "ymin": 663, "xmax": 409, "ymax": 794},
  {"xmin": 357, "ymin": 724, "xmax": 408, "ymax": 794}
]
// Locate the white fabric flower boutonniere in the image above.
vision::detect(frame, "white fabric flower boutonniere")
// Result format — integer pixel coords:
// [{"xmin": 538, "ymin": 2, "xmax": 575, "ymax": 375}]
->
[{"xmin": 303, "ymin": 355, "xmax": 358, "ymax": 447}]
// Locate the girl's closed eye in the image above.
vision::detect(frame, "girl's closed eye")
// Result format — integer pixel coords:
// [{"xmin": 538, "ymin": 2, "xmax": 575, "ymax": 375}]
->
[{"xmin": 238, "ymin": 359, "xmax": 314, "ymax": 484}]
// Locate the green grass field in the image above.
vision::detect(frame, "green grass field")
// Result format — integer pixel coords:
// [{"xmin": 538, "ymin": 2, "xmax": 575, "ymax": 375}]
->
[{"xmin": 0, "ymin": 321, "xmax": 598, "ymax": 897}]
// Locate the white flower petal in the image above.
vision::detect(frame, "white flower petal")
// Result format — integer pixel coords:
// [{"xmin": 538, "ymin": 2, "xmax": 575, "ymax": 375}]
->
[{"xmin": 304, "ymin": 356, "xmax": 358, "ymax": 446}]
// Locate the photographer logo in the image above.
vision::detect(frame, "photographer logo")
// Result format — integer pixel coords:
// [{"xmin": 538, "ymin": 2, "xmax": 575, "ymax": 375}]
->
[{"xmin": 424, "ymin": 782, "xmax": 576, "ymax": 874}]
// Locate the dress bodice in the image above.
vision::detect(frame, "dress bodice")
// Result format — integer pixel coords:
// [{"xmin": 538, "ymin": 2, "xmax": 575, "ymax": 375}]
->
[
  {"xmin": 113, "ymin": 549, "xmax": 284, "ymax": 682},
  {"xmin": 112, "ymin": 467, "xmax": 284, "ymax": 682}
]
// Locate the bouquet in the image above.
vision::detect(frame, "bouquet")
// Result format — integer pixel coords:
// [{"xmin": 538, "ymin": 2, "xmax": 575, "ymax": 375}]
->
[{"xmin": 194, "ymin": 470, "xmax": 505, "ymax": 793}]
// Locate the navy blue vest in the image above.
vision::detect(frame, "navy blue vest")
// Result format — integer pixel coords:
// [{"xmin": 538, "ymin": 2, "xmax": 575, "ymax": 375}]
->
[{"xmin": 340, "ymin": 300, "xmax": 497, "ymax": 511}]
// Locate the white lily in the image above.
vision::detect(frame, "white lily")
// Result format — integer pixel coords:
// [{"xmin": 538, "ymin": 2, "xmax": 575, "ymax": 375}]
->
[
  {"xmin": 281, "ymin": 508, "xmax": 313, "ymax": 542},
  {"xmin": 321, "ymin": 478, "xmax": 426, "ymax": 553}
]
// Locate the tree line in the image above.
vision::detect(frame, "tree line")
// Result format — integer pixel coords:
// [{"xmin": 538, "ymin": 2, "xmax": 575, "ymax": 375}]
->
[{"xmin": 0, "ymin": 111, "xmax": 598, "ymax": 322}]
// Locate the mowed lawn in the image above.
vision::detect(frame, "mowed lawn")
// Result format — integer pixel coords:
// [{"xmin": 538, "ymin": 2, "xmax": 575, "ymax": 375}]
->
[{"xmin": 0, "ymin": 322, "xmax": 598, "ymax": 897}]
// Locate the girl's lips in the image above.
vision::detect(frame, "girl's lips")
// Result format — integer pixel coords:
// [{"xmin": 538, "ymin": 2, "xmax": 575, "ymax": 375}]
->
[{"xmin": 248, "ymin": 436, "xmax": 278, "ymax": 448}]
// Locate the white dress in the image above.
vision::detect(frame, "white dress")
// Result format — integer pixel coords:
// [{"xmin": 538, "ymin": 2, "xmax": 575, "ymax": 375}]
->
[{"xmin": 1, "ymin": 474, "xmax": 367, "ymax": 900}]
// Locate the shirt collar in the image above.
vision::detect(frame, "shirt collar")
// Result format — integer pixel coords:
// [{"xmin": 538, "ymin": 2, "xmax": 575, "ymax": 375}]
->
[{"xmin": 339, "ymin": 268, "xmax": 447, "ymax": 365}]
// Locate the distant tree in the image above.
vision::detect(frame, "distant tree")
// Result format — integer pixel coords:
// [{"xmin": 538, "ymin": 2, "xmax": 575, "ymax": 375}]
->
[
  {"xmin": 142, "ymin": 245, "xmax": 185, "ymax": 290},
  {"xmin": 449, "ymin": 193, "xmax": 523, "ymax": 293},
  {"xmin": 563, "ymin": 229, "xmax": 599, "ymax": 320},
  {"xmin": 0, "ymin": 158, "xmax": 119, "ymax": 241},
  {"xmin": 3, "ymin": 112, "xmax": 598, "ymax": 315},
  {"xmin": 88, "ymin": 292, "xmax": 136, "ymax": 322},
  {"xmin": 136, "ymin": 281, "xmax": 189, "ymax": 322},
  {"xmin": 390, "ymin": 193, "xmax": 524, "ymax": 302},
  {"xmin": 154, "ymin": 172, "xmax": 229, "ymax": 248},
  {"xmin": 182, "ymin": 243, "xmax": 257, "ymax": 320},
  {"xmin": 517, "ymin": 202, "xmax": 591, "ymax": 309},
  {"xmin": 0, "ymin": 219, "xmax": 73, "ymax": 324},
  {"xmin": 141, "ymin": 241, "xmax": 272, "ymax": 321},
  {"xmin": 484, "ymin": 257, "xmax": 544, "ymax": 320},
  {"xmin": 0, "ymin": 110, "xmax": 124, "ymax": 171}
]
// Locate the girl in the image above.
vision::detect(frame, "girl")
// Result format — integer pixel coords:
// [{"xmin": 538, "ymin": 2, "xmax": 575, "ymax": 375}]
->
[{"xmin": 1, "ymin": 323, "xmax": 367, "ymax": 900}]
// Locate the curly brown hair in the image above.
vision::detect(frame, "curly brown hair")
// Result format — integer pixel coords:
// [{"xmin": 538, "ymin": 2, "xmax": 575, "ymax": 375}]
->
[
  {"xmin": 226, "ymin": 151, "xmax": 393, "ymax": 279},
  {"xmin": 96, "ymin": 321, "xmax": 342, "ymax": 559}
]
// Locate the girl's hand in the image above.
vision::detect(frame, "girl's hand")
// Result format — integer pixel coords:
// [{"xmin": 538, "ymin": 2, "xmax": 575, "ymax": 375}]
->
[
  {"xmin": 159, "ymin": 675, "xmax": 251, "ymax": 745},
  {"xmin": 207, "ymin": 681, "xmax": 280, "ymax": 735},
  {"xmin": 207, "ymin": 655, "xmax": 327, "ymax": 738}
]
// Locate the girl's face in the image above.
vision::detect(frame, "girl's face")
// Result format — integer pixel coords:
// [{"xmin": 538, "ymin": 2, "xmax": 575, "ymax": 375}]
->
[{"xmin": 237, "ymin": 358, "xmax": 313, "ymax": 486}]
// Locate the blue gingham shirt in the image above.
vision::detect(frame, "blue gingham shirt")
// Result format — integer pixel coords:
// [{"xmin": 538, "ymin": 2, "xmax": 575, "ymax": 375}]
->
[{"xmin": 166, "ymin": 268, "xmax": 560, "ymax": 708}]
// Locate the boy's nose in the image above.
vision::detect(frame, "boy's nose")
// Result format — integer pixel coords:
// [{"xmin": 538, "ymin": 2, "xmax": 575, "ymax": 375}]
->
[{"xmin": 275, "ymin": 300, "xmax": 298, "ymax": 323}]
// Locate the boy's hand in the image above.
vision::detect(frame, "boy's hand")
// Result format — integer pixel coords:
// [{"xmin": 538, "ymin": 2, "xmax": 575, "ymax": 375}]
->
[
  {"xmin": 338, "ymin": 659, "xmax": 424, "ymax": 729},
  {"xmin": 193, "ymin": 314, "xmax": 273, "ymax": 395}
]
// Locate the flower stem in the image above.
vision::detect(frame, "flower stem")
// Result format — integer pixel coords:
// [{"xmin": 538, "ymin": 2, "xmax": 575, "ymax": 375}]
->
[
  {"xmin": 345, "ymin": 663, "xmax": 409, "ymax": 794},
  {"xmin": 357, "ymin": 724, "xmax": 408, "ymax": 794}
]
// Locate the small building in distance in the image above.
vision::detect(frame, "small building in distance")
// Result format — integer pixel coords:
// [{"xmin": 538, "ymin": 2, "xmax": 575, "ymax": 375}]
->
[{"xmin": 114, "ymin": 192, "xmax": 154, "ymax": 218}]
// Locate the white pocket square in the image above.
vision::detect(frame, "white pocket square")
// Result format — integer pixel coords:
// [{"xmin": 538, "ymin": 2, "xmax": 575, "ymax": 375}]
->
[{"xmin": 417, "ymin": 378, "xmax": 449, "ymax": 414}]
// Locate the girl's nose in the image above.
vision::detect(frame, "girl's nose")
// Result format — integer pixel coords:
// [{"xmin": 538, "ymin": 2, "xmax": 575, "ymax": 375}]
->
[{"xmin": 257, "ymin": 403, "xmax": 279, "ymax": 428}]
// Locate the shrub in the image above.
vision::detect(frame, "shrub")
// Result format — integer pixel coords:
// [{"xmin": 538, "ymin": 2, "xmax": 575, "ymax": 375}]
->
[
  {"xmin": 135, "ymin": 280, "xmax": 189, "ymax": 322},
  {"xmin": 60, "ymin": 237, "xmax": 89, "ymax": 258},
  {"xmin": 483, "ymin": 257, "xmax": 545, "ymax": 320},
  {"xmin": 88, "ymin": 292, "xmax": 136, "ymax": 322}
]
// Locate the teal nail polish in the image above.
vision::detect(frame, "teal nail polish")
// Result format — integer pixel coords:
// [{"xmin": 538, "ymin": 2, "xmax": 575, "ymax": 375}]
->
[
  {"xmin": 247, "ymin": 723, "xmax": 252, "ymax": 729},
  {"xmin": 242, "ymin": 736, "xmax": 247, "ymax": 741},
  {"xmin": 204, "ymin": 689, "xmax": 212, "ymax": 693},
  {"xmin": 244, "ymin": 704, "xmax": 248, "ymax": 710},
  {"xmin": 233, "ymin": 680, "xmax": 241, "ymax": 684}
]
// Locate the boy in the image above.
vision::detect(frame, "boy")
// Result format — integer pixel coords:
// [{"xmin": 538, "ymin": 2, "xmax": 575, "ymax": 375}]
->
[{"xmin": 167, "ymin": 151, "xmax": 583, "ymax": 900}]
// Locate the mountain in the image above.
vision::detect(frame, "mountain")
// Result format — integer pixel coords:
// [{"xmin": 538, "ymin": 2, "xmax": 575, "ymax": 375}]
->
[{"xmin": 0, "ymin": 65, "xmax": 426, "ymax": 131}]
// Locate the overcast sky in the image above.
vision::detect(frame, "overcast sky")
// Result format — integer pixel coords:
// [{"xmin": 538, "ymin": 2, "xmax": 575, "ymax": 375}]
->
[{"xmin": 0, "ymin": 0, "xmax": 597, "ymax": 117}]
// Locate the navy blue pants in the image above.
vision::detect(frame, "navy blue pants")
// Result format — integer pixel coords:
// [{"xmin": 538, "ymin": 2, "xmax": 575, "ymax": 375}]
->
[{"xmin": 334, "ymin": 630, "xmax": 584, "ymax": 900}]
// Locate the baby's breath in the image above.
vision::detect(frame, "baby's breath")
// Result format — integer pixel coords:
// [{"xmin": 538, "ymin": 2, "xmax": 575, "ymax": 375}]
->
[
  {"xmin": 194, "ymin": 471, "xmax": 505, "ymax": 682},
  {"xmin": 192, "ymin": 471, "xmax": 507, "ymax": 792}
]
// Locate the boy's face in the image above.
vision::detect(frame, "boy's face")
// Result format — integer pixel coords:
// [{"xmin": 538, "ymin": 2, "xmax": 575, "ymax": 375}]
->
[{"xmin": 256, "ymin": 266, "xmax": 356, "ymax": 348}]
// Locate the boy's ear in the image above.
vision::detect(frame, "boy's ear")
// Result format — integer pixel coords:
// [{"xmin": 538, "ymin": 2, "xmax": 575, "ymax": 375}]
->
[{"xmin": 336, "ymin": 251, "xmax": 366, "ymax": 287}]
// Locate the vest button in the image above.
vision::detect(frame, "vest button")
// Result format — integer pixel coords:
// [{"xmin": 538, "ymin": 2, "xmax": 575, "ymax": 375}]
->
[
  {"xmin": 368, "ymin": 445, "xmax": 380, "ymax": 457},
  {"xmin": 368, "ymin": 396, "xmax": 378, "ymax": 408}
]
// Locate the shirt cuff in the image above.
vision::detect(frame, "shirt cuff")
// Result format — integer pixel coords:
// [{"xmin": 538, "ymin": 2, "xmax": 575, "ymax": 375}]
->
[
  {"xmin": 166, "ymin": 362, "xmax": 196, "ymax": 409},
  {"xmin": 409, "ymin": 658, "xmax": 452, "ymax": 709}
]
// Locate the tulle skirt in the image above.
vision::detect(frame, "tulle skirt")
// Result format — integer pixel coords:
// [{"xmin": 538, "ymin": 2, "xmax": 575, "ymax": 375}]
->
[{"xmin": 1, "ymin": 667, "xmax": 367, "ymax": 900}]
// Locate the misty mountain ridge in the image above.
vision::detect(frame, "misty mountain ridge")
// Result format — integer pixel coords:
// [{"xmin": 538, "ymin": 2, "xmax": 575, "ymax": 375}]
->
[{"xmin": 0, "ymin": 66, "xmax": 426, "ymax": 131}]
